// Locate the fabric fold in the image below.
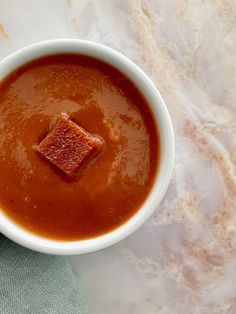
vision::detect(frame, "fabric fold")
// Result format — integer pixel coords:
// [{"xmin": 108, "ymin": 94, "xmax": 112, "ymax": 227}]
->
[{"xmin": 0, "ymin": 236, "xmax": 89, "ymax": 314}]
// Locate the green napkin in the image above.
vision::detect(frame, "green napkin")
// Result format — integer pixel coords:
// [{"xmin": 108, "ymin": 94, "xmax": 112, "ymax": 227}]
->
[{"xmin": 0, "ymin": 236, "xmax": 89, "ymax": 314}]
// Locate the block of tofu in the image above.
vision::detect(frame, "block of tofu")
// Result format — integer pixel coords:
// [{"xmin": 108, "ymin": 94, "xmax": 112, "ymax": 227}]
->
[{"xmin": 36, "ymin": 115, "xmax": 104, "ymax": 178}]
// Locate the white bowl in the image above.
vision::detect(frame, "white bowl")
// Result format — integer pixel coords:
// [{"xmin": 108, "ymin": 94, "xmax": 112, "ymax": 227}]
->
[{"xmin": 0, "ymin": 39, "xmax": 174, "ymax": 255}]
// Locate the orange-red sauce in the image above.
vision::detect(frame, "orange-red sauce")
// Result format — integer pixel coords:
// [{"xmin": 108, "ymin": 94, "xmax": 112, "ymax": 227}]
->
[{"xmin": 0, "ymin": 54, "xmax": 160, "ymax": 240}]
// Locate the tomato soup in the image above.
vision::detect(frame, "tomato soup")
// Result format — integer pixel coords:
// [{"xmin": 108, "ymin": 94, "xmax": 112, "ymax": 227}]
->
[{"xmin": 0, "ymin": 54, "xmax": 160, "ymax": 240}]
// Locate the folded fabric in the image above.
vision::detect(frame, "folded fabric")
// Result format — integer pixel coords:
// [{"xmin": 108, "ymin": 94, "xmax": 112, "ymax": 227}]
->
[{"xmin": 0, "ymin": 236, "xmax": 89, "ymax": 314}]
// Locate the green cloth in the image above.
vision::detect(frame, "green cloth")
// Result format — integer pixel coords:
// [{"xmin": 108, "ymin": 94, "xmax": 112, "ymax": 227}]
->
[{"xmin": 0, "ymin": 236, "xmax": 89, "ymax": 314}]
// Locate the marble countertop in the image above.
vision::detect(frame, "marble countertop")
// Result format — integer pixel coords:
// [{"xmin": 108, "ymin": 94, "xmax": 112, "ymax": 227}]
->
[{"xmin": 1, "ymin": 0, "xmax": 236, "ymax": 313}]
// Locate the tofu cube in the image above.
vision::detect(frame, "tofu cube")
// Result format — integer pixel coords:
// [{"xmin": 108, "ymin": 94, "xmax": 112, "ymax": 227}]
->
[{"xmin": 36, "ymin": 115, "xmax": 104, "ymax": 178}]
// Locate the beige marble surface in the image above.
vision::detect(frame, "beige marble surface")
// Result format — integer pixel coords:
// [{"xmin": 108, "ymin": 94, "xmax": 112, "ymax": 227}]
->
[{"xmin": 1, "ymin": 0, "xmax": 236, "ymax": 313}]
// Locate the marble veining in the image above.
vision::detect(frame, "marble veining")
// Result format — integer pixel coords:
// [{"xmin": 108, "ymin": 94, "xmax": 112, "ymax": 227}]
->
[{"xmin": 1, "ymin": 0, "xmax": 236, "ymax": 313}]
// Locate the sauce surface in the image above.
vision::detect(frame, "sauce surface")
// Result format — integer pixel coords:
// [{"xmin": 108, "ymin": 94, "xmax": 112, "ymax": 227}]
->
[{"xmin": 0, "ymin": 54, "xmax": 159, "ymax": 240}]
